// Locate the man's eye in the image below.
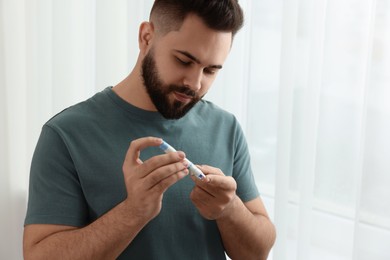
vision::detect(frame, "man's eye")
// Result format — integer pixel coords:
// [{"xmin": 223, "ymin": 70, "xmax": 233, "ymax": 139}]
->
[
  {"xmin": 204, "ymin": 68, "xmax": 216, "ymax": 75},
  {"xmin": 176, "ymin": 57, "xmax": 191, "ymax": 66}
]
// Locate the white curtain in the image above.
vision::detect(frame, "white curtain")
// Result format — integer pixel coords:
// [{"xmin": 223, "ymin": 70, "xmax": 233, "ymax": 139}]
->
[{"xmin": 1, "ymin": 0, "xmax": 389, "ymax": 259}]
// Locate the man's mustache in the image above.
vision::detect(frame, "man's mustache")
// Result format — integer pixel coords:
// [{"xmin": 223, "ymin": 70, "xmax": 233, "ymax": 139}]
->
[{"xmin": 168, "ymin": 85, "xmax": 197, "ymax": 98}]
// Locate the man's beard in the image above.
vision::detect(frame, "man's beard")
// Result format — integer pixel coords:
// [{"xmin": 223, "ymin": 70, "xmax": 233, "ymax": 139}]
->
[{"xmin": 141, "ymin": 50, "xmax": 201, "ymax": 119}]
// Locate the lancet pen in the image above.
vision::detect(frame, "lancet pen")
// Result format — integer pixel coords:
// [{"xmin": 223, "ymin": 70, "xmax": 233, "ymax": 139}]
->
[{"xmin": 159, "ymin": 140, "xmax": 206, "ymax": 180}]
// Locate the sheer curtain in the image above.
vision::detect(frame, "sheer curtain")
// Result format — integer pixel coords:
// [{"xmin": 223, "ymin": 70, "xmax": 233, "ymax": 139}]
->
[
  {"xmin": 241, "ymin": 0, "xmax": 390, "ymax": 259},
  {"xmin": 1, "ymin": 0, "xmax": 389, "ymax": 259}
]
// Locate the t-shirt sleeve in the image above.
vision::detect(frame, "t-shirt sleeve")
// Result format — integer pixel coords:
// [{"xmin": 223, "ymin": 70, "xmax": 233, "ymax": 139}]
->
[
  {"xmin": 24, "ymin": 125, "xmax": 89, "ymax": 227},
  {"xmin": 233, "ymin": 122, "xmax": 260, "ymax": 202}
]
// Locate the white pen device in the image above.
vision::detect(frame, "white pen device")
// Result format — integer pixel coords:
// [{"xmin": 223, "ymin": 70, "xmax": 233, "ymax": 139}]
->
[{"xmin": 159, "ymin": 140, "xmax": 206, "ymax": 180}]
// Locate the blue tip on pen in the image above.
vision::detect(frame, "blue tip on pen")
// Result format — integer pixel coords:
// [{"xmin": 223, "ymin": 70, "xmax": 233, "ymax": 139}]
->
[{"xmin": 159, "ymin": 142, "xmax": 169, "ymax": 151}]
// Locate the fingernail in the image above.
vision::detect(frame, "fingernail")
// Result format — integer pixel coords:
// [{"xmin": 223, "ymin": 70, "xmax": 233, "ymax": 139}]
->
[
  {"xmin": 178, "ymin": 151, "xmax": 186, "ymax": 159},
  {"xmin": 182, "ymin": 160, "xmax": 189, "ymax": 168}
]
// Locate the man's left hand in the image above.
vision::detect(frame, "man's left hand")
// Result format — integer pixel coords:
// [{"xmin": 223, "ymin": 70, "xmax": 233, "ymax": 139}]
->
[{"xmin": 190, "ymin": 165, "xmax": 237, "ymax": 220}]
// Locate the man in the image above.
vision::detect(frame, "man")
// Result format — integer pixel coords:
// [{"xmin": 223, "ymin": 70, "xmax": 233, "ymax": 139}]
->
[{"xmin": 23, "ymin": 0, "xmax": 276, "ymax": 259}]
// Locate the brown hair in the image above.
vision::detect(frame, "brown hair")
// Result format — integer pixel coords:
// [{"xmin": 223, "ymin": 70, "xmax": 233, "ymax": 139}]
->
[{"xmin": 150, "ymin": 0, "xmax": 244, "ymax": 38}]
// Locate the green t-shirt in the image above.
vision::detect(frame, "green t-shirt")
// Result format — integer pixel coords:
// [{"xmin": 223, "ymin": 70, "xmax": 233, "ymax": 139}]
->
[{"xmin": 25, "ymin": 87, "xmax": 259, "ymax": 259}]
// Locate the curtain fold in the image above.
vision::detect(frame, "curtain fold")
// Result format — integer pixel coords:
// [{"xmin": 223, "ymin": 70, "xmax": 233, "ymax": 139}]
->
[
  {"xmin": 1, "ymin": 0, "xmax": 389, "ymax": 259},
  {"xmin": 352, "ymin": 0, "xmax": 377, "ymax": 259},
  {"xmin": 295, "ymin": 0, "xmax": 327, "ymax": 259},
  {"xmin": 273, "ymin": 0, "xmax": 299, "ymax": 259}
]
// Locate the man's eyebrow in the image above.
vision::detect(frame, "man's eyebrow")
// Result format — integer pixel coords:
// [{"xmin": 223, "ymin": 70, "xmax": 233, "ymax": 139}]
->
[{"xmin": 174, "ymin": 50, "xmax": 223, "ymax": 69}]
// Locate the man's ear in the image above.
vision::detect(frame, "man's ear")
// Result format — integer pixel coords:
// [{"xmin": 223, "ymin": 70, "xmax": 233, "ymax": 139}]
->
[{"xmin": 138, "ymin": 21, "xmax": 154, "ymax": 53}]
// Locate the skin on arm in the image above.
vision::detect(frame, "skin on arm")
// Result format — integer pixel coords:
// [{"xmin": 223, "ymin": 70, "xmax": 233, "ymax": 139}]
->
[
  {"xmin": 190, "ymin": 165, "xmax": 276, "ymax": 260},
  {"xmin": 23, "ymin": 137, "xmax": 189, "ymax": 260}
]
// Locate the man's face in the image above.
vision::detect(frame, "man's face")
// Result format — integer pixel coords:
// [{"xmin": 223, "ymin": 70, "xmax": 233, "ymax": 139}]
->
[
  {"xmin": 141, "ymin": 49, "xmax": 201, "ymax": 119},
  {"xmin": 140, "ymin": 14, "xmax": 232, "ymax": 119}
]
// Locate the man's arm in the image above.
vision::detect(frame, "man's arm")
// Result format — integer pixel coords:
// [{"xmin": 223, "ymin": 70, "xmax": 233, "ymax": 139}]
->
[
  {"xmin": 216, "ymin": 197, "xmax": 276, "ymax": 260},
  {"xmin": 190, "ymin": 165, "xmax": 276, "ymax": 260},
  {"xmin": 24, "ymin": 137, "xmax": 189, "ymax": 259},
  {"xmin": 24, "ymin": 201, "xmax": 147, "ymax": 260}
]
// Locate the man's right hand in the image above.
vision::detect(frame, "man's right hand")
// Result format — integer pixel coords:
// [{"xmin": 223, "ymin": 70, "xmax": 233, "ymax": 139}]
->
[
  {"xmin": 121, "ymin": 137, "xmax": 189, "ymax": 224},
  {"xmin": 24, "ymin": 136, "xmax": 189, "ymax": 260}
]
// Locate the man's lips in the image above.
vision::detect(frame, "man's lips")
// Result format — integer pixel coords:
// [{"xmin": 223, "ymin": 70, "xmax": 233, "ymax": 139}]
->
[{"xmin": 173, "ymin": 91, "xmax": 193, "ymax": 103}]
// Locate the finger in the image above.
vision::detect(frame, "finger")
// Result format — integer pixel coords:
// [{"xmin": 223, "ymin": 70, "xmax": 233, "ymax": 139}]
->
[
  {"xmin": 197, "ymin": 165, "xmax": 224, "ymax": 176},
  {"xmin": 191, "ymin": 165, "xmax": 224, "ymax": 187},
  {"xmin": 141, "ymin": 151, "xmax": 186, "ymax": 178},
  {"xmin": 191, "ymin": 185, "xmax": 215, "ymax": 203},
  {"xmin": 207, "ymin": 175, "xmax": 236, "ymax": 190},
  {"xmin": 123, "ymin": 137, "xmax": 162, "ymax": 169},
  {"xmin": 190, "ymin": 187, "xmax": 221, "ymax": 220},
  {"xmin": 145, "ymin": 160, "xmax": 189, "ymax": 187},
  {"xmin": 150, "ymin": 169, "xmax": 189, "ymax": 194},
  {"xmin": 193, "ymin": 174, "xmax": 237, "ymax": 196}
]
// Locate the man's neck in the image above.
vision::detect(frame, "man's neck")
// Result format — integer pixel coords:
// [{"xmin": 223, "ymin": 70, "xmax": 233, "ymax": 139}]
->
[{"xmin": 112, "ymin": 70, "xmax": 157, "ymax": 111}]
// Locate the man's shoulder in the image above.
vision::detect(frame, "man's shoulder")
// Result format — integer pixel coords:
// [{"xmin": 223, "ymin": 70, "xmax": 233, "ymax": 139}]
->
[
  {"xmin": 46, "ymin": 100, "xmax": 89, "ymax": 128},
  {"xmin": 45, "ymin": 89, "xmax": 110, "ymax": 131},
  {"xmin": 194, "ymin": 99, "xmax": 237, "ymax": 123},
  {"xmin": 196, "ymin": 99, "xmax": 234, "ymax": 116}
]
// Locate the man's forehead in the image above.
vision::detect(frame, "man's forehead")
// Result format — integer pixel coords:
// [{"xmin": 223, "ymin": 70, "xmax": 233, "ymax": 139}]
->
[{"xmin": 155, "ymin": 16, "xmax": 232, "ymax": 65}]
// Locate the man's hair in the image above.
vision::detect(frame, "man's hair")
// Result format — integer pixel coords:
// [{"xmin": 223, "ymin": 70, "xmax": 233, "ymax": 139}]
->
[{"xmin": 150, "ymin": 0, "xmax": 244, "ymax": 37}]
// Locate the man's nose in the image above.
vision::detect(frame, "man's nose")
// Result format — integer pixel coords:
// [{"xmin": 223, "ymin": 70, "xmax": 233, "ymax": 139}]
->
[{"xmin": 183, "ymin": 69, "xmax": 202, "ymax": 91}]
